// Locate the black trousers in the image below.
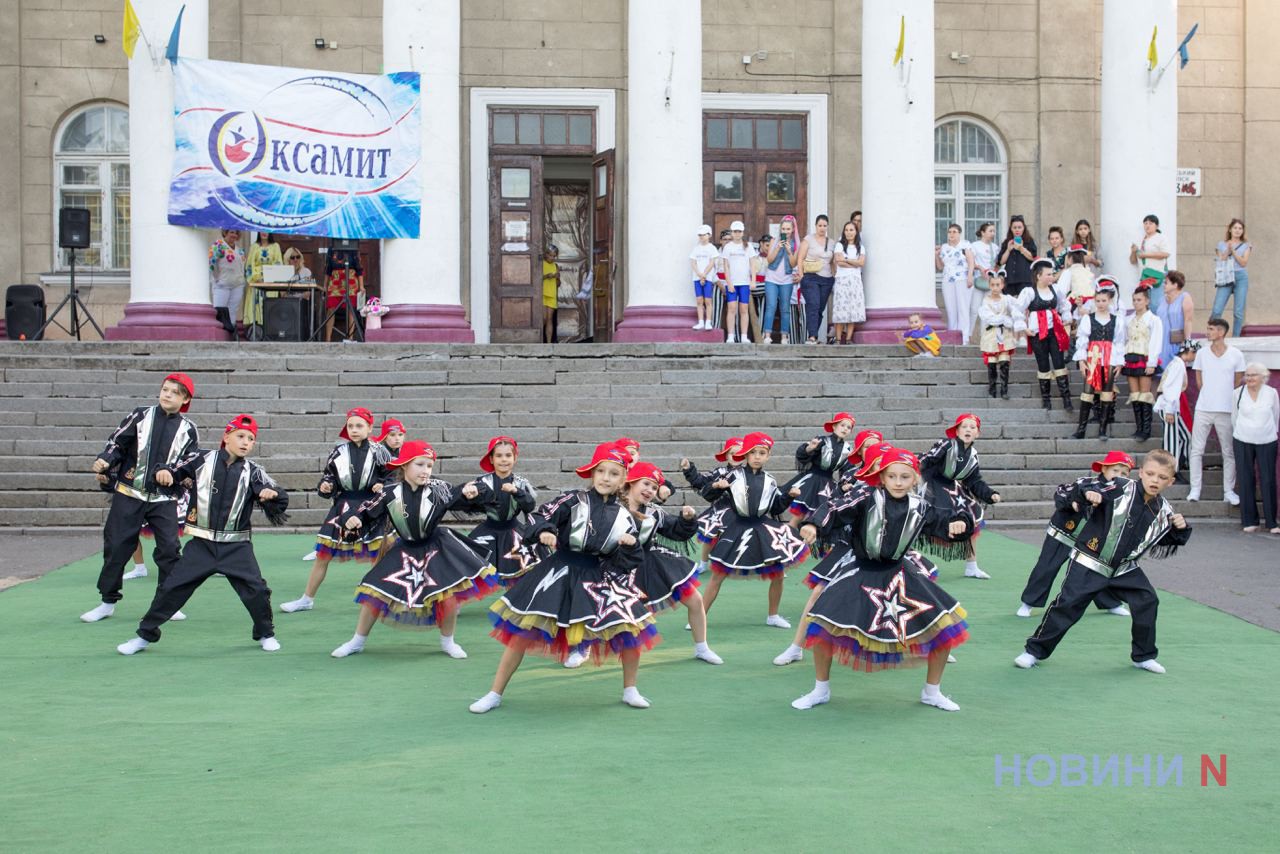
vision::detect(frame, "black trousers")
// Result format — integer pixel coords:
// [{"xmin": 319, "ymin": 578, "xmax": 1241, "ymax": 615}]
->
[
  {"xmin": 1025, "ymin": 563, "xmax": 1159, "ymax": 662},
  {"xmin": 136, "ymin": 539, "xmax": 274, "ymax": 643},
  {"xmin": 1029, "ymin": 333, "xmax": 1067, "ymax": 379},
  {"xmin": 1234, "ymin": 439, "xmax": 1278, "ymax": 529},
  {"xmin": 1020, "ymin": 536, "xmax": 1123, "ymax": 610},
  {"xmin": 97, "ymin": 494, "xmax": 182, "ymax": 604}
]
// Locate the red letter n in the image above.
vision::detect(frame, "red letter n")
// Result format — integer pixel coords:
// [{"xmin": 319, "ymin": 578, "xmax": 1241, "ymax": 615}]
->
[{"xmin": 1200, "ymin": 754, "xmax": 1227, "ymax": 787}]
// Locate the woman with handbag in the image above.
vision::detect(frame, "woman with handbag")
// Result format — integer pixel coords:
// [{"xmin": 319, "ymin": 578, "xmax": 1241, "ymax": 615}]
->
[
  {"xmin": 1129, "ymin": 214, "xmax": 1170, "ymax": 300},
  {"xmin": 1212, "ymin": 218, "xmax": 1252, "ymax": 337},
  {"xmin": 797, "ymin": 215, "xmax": 836, "ymax": 345},
  {"xmin": 1155, "ymin": 270, "xmax": 1194, "ymax": 370}
]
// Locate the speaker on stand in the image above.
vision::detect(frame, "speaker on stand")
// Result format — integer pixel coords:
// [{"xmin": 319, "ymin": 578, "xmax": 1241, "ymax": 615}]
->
[{"xmin": 38, "ymin": 207, "xmax": 103, "ymax": 340}]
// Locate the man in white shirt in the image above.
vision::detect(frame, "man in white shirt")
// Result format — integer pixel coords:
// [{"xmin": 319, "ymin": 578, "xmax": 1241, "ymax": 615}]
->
[{"xmin": 1189, "ymin": 317, "xmax": 1246, "ymax": 503}]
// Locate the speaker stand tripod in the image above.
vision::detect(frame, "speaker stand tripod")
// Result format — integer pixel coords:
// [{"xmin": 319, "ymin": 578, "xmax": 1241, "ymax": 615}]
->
[
  {"xmin": 38, "ymin": 248, "xmax": 103, "ymax": 341},
  {"xmin": 309, "ymin": 257, "xmax": 364, "ymax": 342}
]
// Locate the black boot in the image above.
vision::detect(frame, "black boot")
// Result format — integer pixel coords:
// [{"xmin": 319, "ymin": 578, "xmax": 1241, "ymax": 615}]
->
[
  {"xmin": 1039, "ymin": 379, "xmax": 1053, "ymax": 410},
  {"xmin": 987, "ymin": 365, "xmax": 999, "ymax": 398},
  {"xmin": 1130, "ymin": 402, "xmax": 1144, "ymax": 439},
  {"xmin": 998, "ymin": 362, "xmax": 1010, "ymax": 400},
  {"xmin": 1137, "ymin": 402, "xmax": 1153, "ymax": 441},
  {"xmin": 1098, "ymin": 402, "xmax": 1113, "ymax": 439},
  {"xmin": 1073, "ymin": 399, "xmax": 1094, "ymax": 439},
  {"xmin": 1057, "ymin": 375, "xmax": 1074, "ymax": 412}
]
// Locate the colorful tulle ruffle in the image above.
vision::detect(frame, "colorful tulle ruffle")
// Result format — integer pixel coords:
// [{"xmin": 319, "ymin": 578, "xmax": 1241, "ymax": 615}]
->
[{"xmin": 804, "ymin": 608, "xmax": 969, "ymax": 673}]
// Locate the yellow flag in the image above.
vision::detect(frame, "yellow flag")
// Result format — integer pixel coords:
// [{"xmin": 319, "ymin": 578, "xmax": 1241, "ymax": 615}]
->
[
  {"xmin": 892, "ymin": 15, "xmax": 905, "ymax": 66},
  {"xmin": 123, "ymin": 0, "xmax": 141, "ymax": 59},
  {"xmin": 1147, "ymin": 25, "xmax": 1158, "ymax": 70}
]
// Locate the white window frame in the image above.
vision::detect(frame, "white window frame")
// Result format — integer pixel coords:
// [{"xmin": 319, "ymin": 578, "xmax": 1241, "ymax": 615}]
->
[
  {"xmin": 933, "ymin": 115, "xmax": 1007, "ymax": 251},
  {"xmin": 52, "ymin": 103, "xmax": 129, "ymax": 273}
]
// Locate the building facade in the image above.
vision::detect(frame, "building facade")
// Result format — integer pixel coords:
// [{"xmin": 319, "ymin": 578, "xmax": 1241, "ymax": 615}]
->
[{"xmin": 1, "ymin": 0, "xmax": 1276, "ymax": 342}]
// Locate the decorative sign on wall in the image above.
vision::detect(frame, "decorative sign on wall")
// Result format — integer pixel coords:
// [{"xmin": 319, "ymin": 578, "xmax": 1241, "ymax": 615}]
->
[{"xmin": 1176, "ymin": 168, "xmax": 1202, "ymax": 197}]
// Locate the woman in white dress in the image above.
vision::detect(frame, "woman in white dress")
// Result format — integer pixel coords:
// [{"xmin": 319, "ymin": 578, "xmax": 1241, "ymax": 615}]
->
[{"xmin": 830, "ymin": 220, "xmax": 866, "ymax": 344}]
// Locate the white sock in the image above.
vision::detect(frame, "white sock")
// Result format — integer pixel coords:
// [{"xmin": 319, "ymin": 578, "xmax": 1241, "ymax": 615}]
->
[
  {"xmin": 622, "ymin": 686, "xmax": 650, "ymax": 708},
  {"xmin": 923, "ymin": 682, "xmax": 941, "ymax": 698},
  {"xmin": 80, "ymin": 602, "xmax": 115, "ymax": 623},
  {"xmin": 694, "ymin": 641, "xmax": 710, "ymax": 654},
  {"xmin": 261, "ymin": 636, "xmax": 281, "ymax": 652},
  {"xmin": 964, "ymin": 560, "xmax": 979, "ymax": 573},
  {"xmin": 440, "ymin": 634, "xmax": 467, "ymax": 659},
  {"xmin": 116, "ymin": 636, "xmax": 148, "ymax": 655}
]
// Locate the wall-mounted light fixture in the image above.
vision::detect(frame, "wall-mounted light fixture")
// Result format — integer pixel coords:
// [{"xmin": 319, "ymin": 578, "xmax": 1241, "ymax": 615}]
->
[
  {"xmin": 94, "ymin": 34, "xmax": 106, "ymax": 44},
  {"xmin": 314, "ymin": 37, "xmax": 327, "ymax": 49}
]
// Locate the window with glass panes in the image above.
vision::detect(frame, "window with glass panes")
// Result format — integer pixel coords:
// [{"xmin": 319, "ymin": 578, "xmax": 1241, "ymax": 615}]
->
[
  {"xmin": 489, "ymin": 108, "xmax": 595, "ymax": 154},
  {"xmin": 54, "ymin": 104, "xmax": 130, "ymax": 271},
  {"xmin": 933, "ymin": 118, "xmax": 1006, "ymax": 247}
]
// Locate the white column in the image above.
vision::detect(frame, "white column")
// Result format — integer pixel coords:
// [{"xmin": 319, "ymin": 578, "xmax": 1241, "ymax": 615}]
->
[
  {"xmin": 371, "ymin": 0, "xmax": 472, "ymax": 341},
  {"xmin": 614, "ymin": 0, "xmax": 709, "ymax": 341},
  {"xmin": 858, "ymin": 0, "xmax": 943, "ymax": 342},
  {"xmin": 109, "ymin": 0, "xmax": 222, "ymax": 339},
  {"xmin": 1101, "ymin": 0, "xmax": 1178, "ymax": 307}
]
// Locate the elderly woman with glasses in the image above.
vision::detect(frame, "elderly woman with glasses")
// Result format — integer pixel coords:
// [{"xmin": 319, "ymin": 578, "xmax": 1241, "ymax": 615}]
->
[{"xmin": 1231, "ymin": 363, "xmax": 1280, "ymax": 533}]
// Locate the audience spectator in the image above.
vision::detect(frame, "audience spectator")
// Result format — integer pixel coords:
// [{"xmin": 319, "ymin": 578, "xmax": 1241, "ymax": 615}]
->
[
  {"xmin": 999, "ymin": 215, "xmax": 1037, "ymax": 298},
  {"xmin": 797, "ymin": 214, "xmax": 836, "ymax": 345},
  {"xmin": 1212, "ymin": 218, "xmax": 1252, "ymax": 338},
  {"xmin": 1155, "ymin": 270, "xmax": 1194, "ymax": 369},
  {"xmin": 1231, "ymin": 363, "xmax": 1279, "ymax": 534},
  {"xmin": 1189, "ymin": 317, "xmax": 1246, "ymax": 504},
  {"xmin": 208, "ymin": 229, "xmax": 246, "ymax": 336}
]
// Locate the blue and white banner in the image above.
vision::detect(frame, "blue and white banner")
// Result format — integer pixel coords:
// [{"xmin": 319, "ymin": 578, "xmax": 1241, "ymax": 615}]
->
[{"xmin": 168, "ymin": 58, "xmax": 421, "ymax": 238}]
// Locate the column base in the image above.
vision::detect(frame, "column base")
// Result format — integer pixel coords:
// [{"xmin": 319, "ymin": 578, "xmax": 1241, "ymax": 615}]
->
[
  {"xmin": 105, "ymin": 302, "xmax": 231, "ymax": 341},
  {"xmin": 363, "ymin": 304, "xmax": 475, "ymax": 343},
  {"xmin": 613, "ymin": 305, "xmax": 724, "ymax": 343},
  {"xmin": 852, "ymin": 307, "xmax": 961, "ymax": 345}
]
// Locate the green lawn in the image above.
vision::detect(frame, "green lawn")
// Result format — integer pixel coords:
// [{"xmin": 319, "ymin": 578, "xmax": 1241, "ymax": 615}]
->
[{"xmin": 2, "ymin": 532, "xmax": 1275, "ymax": 852}]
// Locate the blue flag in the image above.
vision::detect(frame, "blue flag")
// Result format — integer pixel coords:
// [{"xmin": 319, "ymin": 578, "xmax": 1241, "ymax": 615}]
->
[
  {"xmin": 165, "ymin": 5, "xmax": 186, "ymax": 64},
  {"xmin": 1177, "ymin": 22, "xmax": 1198, "ymax": 69}
]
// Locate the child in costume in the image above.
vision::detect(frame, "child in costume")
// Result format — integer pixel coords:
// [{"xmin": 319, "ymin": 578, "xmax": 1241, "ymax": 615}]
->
[
  {"xmin": 1122, "ymin": 285, "xmax": 1165, "ymax": 441},
  {"xmin": 1057, "ymin": 243, "xmax": 1096, "ymax": 327},
  {"xmin": 680, "ymin": 435, "xmax": 743, "ymax": 574},
  {"xmin": 978, "ymin": 269, "xmax": 1022, "ymax": 400},
  {"xmin": 116, "ymin": 415, "xmax": 289, "ymax": 655},
  {"xmin": 472, "ymin": 442, "xmax": 655, "ymax": 713},
  {"xmin": 618, "ymin": 461, "xmax": 722, "ymax": 666},
  {"xmin": 464, "ymin": 436, "xmax": 538, "ymax": 586},
  {"xmin": 611, "ymin": 437, "xmax": 672, "ymax": 503},
  {"xmin": 1018, "ymin": 257, "xmax": 1075, "ymax": 410},
  {"xmin": 1016, "ymin": 451, "xmax": 1133, "ymax": 618},
  {"xmin": 1016, "ymin": 450, "xmax": 1191, "ymax": 674},
  {"xmin": 83, "ymin": 373, "xmax": 200, "ymax": 623},
  {"xmin": 793, "ymin": 447, "xmax": 973, "ymax": 712},
  {"xmin": 1153, "ymin": 341, "xmax": 1199, "ymax": 475},
  {"xmin": 919, "ymin": 414, "xmax": 1002, "ymax": 578},
  {"xmin": 902, "ymin": 312, "xmax": 941, "ymax": 358},
  {"xmin": 331, "ymin": 441, "xmax": 498, "ymax": 659},
  {"xmin": 783, "ymin": 412, "xmax": 857, "ymax": 529},
  {"xmin": 700, "ymin": 432, "xmax": 810, "ymax": 628},
  {"xmin": 281, "ymin": 407, "xmax": 392, "ymax": 613},
  {"xmin": 1071, "ymin": 281, "xmax": 1125, "ymax": 439}
]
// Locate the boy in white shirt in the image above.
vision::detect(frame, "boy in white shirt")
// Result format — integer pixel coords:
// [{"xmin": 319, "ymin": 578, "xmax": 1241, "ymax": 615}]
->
[{"xmin": 689, "ymin": 224, "xmax": 719, "ymax": 330}]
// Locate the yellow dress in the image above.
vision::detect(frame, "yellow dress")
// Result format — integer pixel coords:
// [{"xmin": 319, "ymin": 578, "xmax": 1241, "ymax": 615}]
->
[
  {"xmin": 542, "ymin": 260, "xmax": 559, "ymax": 309},
  {"xmin": 244, "ymin": 242, "xmax": 284, "ymax": 326}
]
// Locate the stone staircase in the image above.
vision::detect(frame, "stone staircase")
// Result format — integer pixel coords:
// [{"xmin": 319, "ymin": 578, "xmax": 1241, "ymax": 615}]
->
[{"xmin": 0, "ymin": 341, "xmax": 1233, "ymax": 530}]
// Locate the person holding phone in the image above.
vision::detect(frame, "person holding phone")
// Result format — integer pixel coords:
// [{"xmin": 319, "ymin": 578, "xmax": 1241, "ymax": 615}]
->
[{"xmin": 999, "ymin": 215, "xmax": 1037, "ymax": 299}]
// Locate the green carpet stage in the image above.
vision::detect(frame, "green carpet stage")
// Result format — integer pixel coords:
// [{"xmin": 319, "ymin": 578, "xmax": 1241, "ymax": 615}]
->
[{"xmin": 2, "ymin": 532, "xmax": 1275, "ymax": 852}]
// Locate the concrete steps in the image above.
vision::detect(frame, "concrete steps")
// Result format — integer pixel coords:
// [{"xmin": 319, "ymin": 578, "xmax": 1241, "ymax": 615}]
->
[{"xmin": 0, "ymin": 341, "xmax": 1237, "ymax": 530}]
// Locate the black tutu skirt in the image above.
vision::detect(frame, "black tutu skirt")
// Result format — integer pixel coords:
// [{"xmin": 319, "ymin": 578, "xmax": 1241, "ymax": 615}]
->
[
  {"xmin": 804, "ymin": 563, "xmax": 969, "ymax": 672},
  {"xmin": 316, "ymin": 488, "xmax": 385, "ymax": 560},
  {"xmin": 468, "ymin": 517, "xmax": 527, "ymax": 584},
  {"xmin": 489, "ymin": 550, "xmax": 660, "ymax": 663},
  {"xmin": 781, "ymin": 470, "xmax": 837, "ymax": 516},
  {"xmin": 633, "ymin": 545, "xmax": 700, "ymax": 612},
  {"xmin": 695, "ymin": 502, "xmax": 732, "ymax": 544},
  {"xmin": 1121, "ymin": 353, "xmax": 1160, "ymax": 378},
  {"xmin": 919, "ymin": 480, "xmax": 983, "ymax": 561},
  {"xmin": 708, "ymin": 515, "xmax": 810, "ymax": 579},
  {"xmin": 354, "ymin": 530, "xmax": 498, "ymax": 628}
]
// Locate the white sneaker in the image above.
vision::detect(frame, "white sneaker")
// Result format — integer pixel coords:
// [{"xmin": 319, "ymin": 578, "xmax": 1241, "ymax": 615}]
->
[
  {"xmin": 791, "ymin": 687, "xmax": 830, "ymax": 710},
  {"xmin": 280, "ymin": 596, "xmax": 314, "ymax": 613},
  {"xmin": 1186, "ymin": 490, "xmax": 1201, "ymax": 502},
  {"xmin": 622, "ymin": 688, "xmax": 651, "ymax": 709},
  {"xmin": 1014, "ymin": 652, "xmax": 1039, "ymax": 669},
  {"xmin": 694, "ymin": 647, "xmax": 724, "ymax": 665},
  {"xmin": 123, "ymin": 564, "xmax": 148, "ymax": 580},
  {"xmin": 80, "ymin": 603, "xmax": 115, "ymax": 623},
  {"xmin": 725, "ymin": 333, "xmax": 737, "ymax": 344},
  {"xmin": 1133, "ymin": 659, "xmax": 1166, "ymax": 674},
  {"xmin": 1107, "ymin": 604, "xmax": 1131, "ymax": 617},
  {"xmin": 1016, "ymin": 603, "xmax": 1034, "ymax": 618},
  {"xmin": 441, "ymin": 640, "xmax": 468, "ymax": 660},
  {"xmin": 1224, "ymin": 491, "xmax": 1241, "ymax": 506},
  {"xmin": 692, "ymin": 561, "xmax": 707, "ymax": 575},
  {"xmin": 469, "ymin": 691, "xmax": 502, "ymax": 714},
  {"xmin": 773, "ymin": 644, "xmax": 804, "ymax": 666},
  {"xmin": 170, "ymin": 610, "xmax": 187, "ymax": 621},
  {"xmin": 946, "ymin": 654, "xmax": 957, "ymax": 664},
  {"xmin": 920, "ymin": 689, "xmax": 961, "ymax": 712},
  {"xmin": 116, "ymin": 637, "xmax": 148, "ymax": 655},
  {"xmin": 564, "ymin": 650, "xmax": 587, "ymax": 669},
  {"xmin": 331, "ymin": 638, "xmax": 365, "ymax": 658},
  {"xmin": 765, "ymin": 614, "xmax": 792, "ymax": 629},
  {"xmin": 684, "ymin": 622, "xmax": 692, "ymax": 631},
  {"xmin": 261, "ymin": 637, "xmax": 281, "ymax": 652},
  {"xmin": 692, "ymin": 321, "xmax": 704, "ymax": 330},
  {"xmin": 964, "ymin": 566, "xmax": 991, "ymax": 580}
]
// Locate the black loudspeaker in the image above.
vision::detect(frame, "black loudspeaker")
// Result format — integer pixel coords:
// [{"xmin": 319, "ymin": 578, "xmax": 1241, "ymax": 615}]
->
[
  {"xmin": 264, "ymin": 297, "xmax": 304, "ymax": 341},
  {"xmin": 6, "ymin": 285, "xmax": 46, "ymax": 340},
  {"xmin": 59, "ymin": 207, "xmax": 91, "ymax": 250}
]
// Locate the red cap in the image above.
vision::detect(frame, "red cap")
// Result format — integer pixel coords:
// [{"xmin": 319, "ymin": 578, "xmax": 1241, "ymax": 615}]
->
[
  {"xmin": 714, "ymin": 436, "xmax": 743, "ymax": 463},
  {"xmin": 221, "ymin": 414, "xmax": 258, "ymax": 447},
  {"xmin": 480, "ymin": 435, "xmax": 519, "ymax": 473},
  {"xmin": 850, "ymin": 429, "xmax": 884, "ymax": 462},
  {"xmin": 1095, "ymin": 274, "xmax": 1119, "ymax": 292},
  {"xmin": 823, "ymin": 412, "xmax": 856, "ymax": 433},
  {"xmin": 388, "ymin": 440, "xmax": 436, "ymax": 467},
  {"xmin": 575, "ymin": 442, "xmax": 632, "ymax": 478},
  {"xmin": 374, "ymin": 418, "xmax": 406, "ymax": 443},
  {"xmin": 1091, "ymin": 450, "xmax": 1135, "ymax": 473},
  {"xmin": 163, "ymin": 372, "xmax": 195, "ymax": 413},
  {"xmin": 855, "ymin": 442, "xmax": 895, "ymax": 483},
  {"xmin": 880, "ymin": 448, "xmax": 920, "ymax": 474},
  {"xmin": 1068, "ymin": 243, "xmax": 1086, "ymax": 253},
  {"xmin": 626, "ymin": 461, "xmax": 666, "ymax": 486},
  {"xmin": 338, "ymin": 407, "xmax": 375, "ymax": 440},
  {"xmin": 732, "ymin": 431, "xmax": 775, "ymax": 462},
  {"xmin": 614, "ymin": 436, "xmax": 640, "ymax": 451},
  {"xmin": 945, "ymin": 413, "xmax": 981, "ymax": 439}
]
